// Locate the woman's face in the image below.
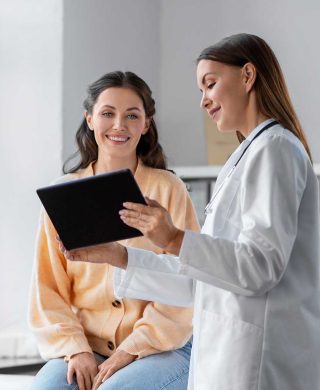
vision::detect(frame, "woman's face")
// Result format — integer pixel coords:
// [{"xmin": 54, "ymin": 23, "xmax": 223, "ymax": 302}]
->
[
  {"xmin": 197, "ymin": 59, "xmax": 250, "ymax": 133},
  {"xmin": 86, "ymin": 87, "xmax": 149, "ymax": 162}
]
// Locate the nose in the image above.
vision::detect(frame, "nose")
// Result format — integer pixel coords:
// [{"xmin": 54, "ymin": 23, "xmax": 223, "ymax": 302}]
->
[
  {"xmin": 113, "ymin": 115, "xmax": 126, "ymax": 131},
  {"xmin": 200, "ymin": 92, "xmax": 211, "ymax": 109}
]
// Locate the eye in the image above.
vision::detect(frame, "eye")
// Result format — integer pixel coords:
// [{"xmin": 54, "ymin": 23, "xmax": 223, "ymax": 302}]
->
[
  {"xmin": 207, "ymin": 82, "xmax": 216, "ymax": 89},
  {"xmin": 102, "ymin": 112, "xmax": 113, "ymax": 117},
  {"xmin": 127, "ymin": 114, "xmax": 138, "ymax": 120}
]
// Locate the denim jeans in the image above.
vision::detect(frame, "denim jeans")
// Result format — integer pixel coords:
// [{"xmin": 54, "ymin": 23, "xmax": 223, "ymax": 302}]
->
[{"xmin": 30, "ymin": 340, "xmax": 192, "ymax": 390}]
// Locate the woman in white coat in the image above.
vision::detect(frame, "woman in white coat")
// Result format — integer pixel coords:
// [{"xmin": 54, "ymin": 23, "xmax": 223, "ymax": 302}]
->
[{"xmin": 62, "ymin": 34, "xmax": 320, "ymax": 390}]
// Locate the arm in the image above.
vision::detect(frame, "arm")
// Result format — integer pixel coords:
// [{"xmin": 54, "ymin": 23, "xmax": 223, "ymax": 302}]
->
[
  {"xmin": 178, "ymin": 136, "xmax": 308, "ymax": 296},
  {"xmin": 29, "ymin": 211, "xmax": 98, "ymax": 390},
  {"xmin": 29, "ymin": 211, "xmax": 93, "ymax": 358}
]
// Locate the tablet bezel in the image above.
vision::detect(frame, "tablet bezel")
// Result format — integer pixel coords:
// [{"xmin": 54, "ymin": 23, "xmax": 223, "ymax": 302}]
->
[{"xmin": 36, "ymin": 169, "xmax": 147, "ymax": 250}]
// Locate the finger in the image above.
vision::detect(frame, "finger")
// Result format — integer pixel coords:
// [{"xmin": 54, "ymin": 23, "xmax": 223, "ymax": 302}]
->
[
  {"xmin": 76, "ymin": 371, "xmax": 85, "ymax": 390},
  {"xmin": 102, "ymin": 368, "xmax": 114, "ymax": 382},
  {"xmin": 84, "ymin": 371, "xmax": 92, "ymax": 390},
  {"xmin": 63, "ymin": 249, "xmax": 74, "ymax": 261},
  {"xmin": 122, "ymin": 202, "xmax": 153, "ymax": 214},
  {"xmin": 92, "ymin": 370, "xmax": 105, "ymax": 390},
  {"xmin": 67, "ymin": 365, "xmax": 74, "ymax": 385},
  {"xmin": 120, "ymin": 215, "xmax": 148, "ymax": 231},
  {"xmin": 119, "ymin": 209, "xmax": 150, "ymax": 222},
  {"xmin": 92, "ymin": 381, "xmax": 99, "ymax": 390},
  {"xmin": 90, "ymin": 371, "xmax": 96, "ymax": 389},
  {"xmin": 59, "ymin": 242, "xmax": 65, "ymax": 252}
]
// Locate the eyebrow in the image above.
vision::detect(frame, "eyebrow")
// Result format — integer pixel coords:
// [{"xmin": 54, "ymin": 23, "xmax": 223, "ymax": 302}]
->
[
  {"xmin": 100, "ymin": 105, "xmax": 142, "ymax": 111},
  {"xmin": 201, "ymin": 72, "xmax": 217, "ymax": 84}
]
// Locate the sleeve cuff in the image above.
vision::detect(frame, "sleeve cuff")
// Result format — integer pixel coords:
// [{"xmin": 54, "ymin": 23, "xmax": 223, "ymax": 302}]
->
[{"xmin": 113, "ymin": 247, "xmax": 194, "ymax": 307}]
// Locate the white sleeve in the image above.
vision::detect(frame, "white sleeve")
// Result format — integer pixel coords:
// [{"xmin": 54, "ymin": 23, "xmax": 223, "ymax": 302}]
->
[
  {"xmin": 178, "ymin": 135, "xmax": 308, "ymax": 296},
  {"xmin": 113, "ymin": 247, "xmax": 194, "ymax": 307}
]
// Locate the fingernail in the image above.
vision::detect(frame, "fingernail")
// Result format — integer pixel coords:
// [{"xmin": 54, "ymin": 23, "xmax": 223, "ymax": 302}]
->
[{"xmin": 123, "ymin": 202, "xmax": 129, "ymax": 207}]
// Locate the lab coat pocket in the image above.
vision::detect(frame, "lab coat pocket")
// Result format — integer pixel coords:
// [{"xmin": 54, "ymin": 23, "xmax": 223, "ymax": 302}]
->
[{"xmin": 196, "ymin": 310, "xmax": 263, "ymax": 390}]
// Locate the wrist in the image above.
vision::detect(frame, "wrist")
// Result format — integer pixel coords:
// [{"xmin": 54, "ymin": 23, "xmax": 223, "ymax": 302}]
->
[
  {"xmin": 120, "ymin": 245, "xmax": 128, "ymax": 269},
  {"xmin": 66, "ymin": 351, "xmax": 92, "ymax": 361},
  {"xmin": 165, "ymin": 228, "xmax": 185, "ymax": 255}
]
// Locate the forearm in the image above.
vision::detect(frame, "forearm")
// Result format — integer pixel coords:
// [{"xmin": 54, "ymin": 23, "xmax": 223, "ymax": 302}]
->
[
  {"xmin": 30, "ymin": 214, "xmax": 92, "ymax": 359},
  {"xmin": 114, "ymin": 247, "xmax": 194, "ymax": 307}
]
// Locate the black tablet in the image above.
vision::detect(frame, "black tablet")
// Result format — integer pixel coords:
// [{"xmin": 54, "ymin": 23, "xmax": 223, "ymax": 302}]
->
[{"xmin": 36, "ymin": 169, "xmax": 147, "ymax": 250}]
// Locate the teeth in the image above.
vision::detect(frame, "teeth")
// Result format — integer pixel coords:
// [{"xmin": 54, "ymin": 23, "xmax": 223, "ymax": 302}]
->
[{"xmin": 108, "ymin": 136, "xmax": 128, "ymax": 142}]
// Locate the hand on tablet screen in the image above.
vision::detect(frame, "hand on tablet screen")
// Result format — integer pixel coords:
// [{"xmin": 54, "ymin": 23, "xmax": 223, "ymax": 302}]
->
[{"xmin": 119, "ymin": 197, "xmax": 184, "ymax": 254}]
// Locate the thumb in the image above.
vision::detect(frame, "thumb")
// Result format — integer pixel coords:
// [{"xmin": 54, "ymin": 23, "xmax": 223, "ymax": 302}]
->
[{"xmin": 144, "ymin": 197, "xmax": 162, "ymax": 208}]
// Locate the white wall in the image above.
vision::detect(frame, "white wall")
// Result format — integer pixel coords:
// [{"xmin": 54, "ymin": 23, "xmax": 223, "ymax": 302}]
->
[
  {"xmin": 159, "ymin": 0, "xmax": 320, "ymax": 165},
  {"xmin": 1, "ymin": 0, "xmax": 319, "ymax": 339},
  {"xmin": 61, "ymin": 0, "xmax": 320, "ymax": 166},
  {"xmin": 62, "ymin": 0, "xmax": 161, "ymax": 164},
  {"xmin": 0, "ymin": 0, "xmax": 63, "ymax": 329}
]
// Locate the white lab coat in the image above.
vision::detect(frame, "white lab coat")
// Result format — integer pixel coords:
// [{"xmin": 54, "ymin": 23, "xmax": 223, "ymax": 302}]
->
[{"xmin": 114, "ymin": 120, "xmax": 320, "ymax": 390}]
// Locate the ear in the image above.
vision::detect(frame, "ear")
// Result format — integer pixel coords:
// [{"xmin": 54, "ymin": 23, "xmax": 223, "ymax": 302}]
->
[
  {"xmin": 142, "ymin": 118, "xmax": 151, "ymax": 135},
  {"xmin": 242, "ymin": 63, "xmax": 256, "ymax": 93},
  {"xmin": 84, "ymin": 111, "xmax": 94, "ymax": 131}
]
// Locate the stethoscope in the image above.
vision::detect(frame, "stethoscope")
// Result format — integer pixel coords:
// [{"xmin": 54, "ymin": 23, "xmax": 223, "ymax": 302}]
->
[{"xmin": 204, "ymin": 120, "xmax": 278, "ymax": 215}]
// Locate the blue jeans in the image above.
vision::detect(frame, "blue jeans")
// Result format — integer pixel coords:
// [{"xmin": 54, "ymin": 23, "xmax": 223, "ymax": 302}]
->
[{"xmin": 30, "ymin": 341, "xmax": 192, "ymax": 389}]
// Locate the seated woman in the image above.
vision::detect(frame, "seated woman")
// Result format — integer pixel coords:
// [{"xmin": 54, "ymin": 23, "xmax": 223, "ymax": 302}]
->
[{"xmin": 29, "ymin": 71, "xmax": 199, "ymax": 390}]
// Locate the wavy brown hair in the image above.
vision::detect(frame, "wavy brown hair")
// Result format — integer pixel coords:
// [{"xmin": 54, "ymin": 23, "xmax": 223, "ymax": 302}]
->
[
  {"xmin": 63, "ymin": 71, "xmax": 167, "ymax": 173},
  {"xmin": 197, "ymin": 33, "xmax": 312, "ymax": 161}
]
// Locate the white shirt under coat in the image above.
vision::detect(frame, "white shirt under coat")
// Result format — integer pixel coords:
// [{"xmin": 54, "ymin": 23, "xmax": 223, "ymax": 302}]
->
[{"xmin": 114, "ymin": 120, "xmax": 320, "ymax": 390}]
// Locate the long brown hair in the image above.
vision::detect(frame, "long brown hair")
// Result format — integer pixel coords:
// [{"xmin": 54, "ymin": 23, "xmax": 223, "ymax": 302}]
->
[
  {"xmin": 63, "ymin": 71, "xmax": 167, "ymax": 173},
  {"xmin": 197, "ymin": 33, "xmax": 312, "ymax": 161}
]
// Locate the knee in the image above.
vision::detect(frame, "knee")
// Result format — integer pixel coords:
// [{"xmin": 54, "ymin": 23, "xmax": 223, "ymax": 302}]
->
[{"xmin": 30, "ymin": 359, "xmax": 75, "ymax": 390}]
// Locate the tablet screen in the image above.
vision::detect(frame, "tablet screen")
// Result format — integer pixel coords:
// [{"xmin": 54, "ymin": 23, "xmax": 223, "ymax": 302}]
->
[{"xmin": 36, "ymin": 169, "xmax": 146, "ymax": 250}]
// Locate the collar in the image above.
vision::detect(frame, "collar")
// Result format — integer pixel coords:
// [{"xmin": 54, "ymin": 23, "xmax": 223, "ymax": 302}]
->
[
  {"xmin": 245, "ymin": 118, "xmax": 276, "ymax": 143},
  {"xmin": 78, "ymin": 158, "xmax": 145, "ymax": 180}
]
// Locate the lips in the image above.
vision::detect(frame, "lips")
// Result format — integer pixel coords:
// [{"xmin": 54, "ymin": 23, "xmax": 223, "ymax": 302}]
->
[
  {"xmin": 106, "ymin": 135, "xmax": 130, "ymax": 143},
  {"xmin": 208, "ymin": 106, "xmax": 221, "ymax": 118}
]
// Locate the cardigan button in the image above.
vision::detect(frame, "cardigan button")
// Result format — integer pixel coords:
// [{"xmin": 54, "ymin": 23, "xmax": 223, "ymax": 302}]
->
[
  {"xmin": 112, "ymin": 299, "xmax": 121, "ymax": 308},
  {"xmin": 107, "ymin": 341, "xmax": 115, "ymax": 351}
]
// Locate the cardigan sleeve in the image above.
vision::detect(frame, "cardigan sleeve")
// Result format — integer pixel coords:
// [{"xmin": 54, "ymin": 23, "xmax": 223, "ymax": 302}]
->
[
  {"xmin": 28, "ymin": 211, "xmax": 92, "ymax": 360},
  {"xmin": 117, "ymin": 176, "xmax": 200, "ymax": 358}
]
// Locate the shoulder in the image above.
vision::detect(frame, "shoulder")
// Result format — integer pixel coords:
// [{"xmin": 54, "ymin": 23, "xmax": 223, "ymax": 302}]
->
[
  {"xmin": 50, "ymin": 166, "xmax": 91, "ymax": 185},
  {"xmin": 142, "ymin": 166, "xmax": 187, "ymax": 191},
  {"xmin": 244, "ymin": 124, "xmax": 311, "ymax": 175},
  {"xmin": 254, "ymin": 124, "xmax": 309, "ymax": 162},
  {"xmin": 240, "ymin": 124, "xmax": 314, "ymax": 195},
  {"xmin": 50, "ymin": 172, "xmax": 80, "ymax": 186}
]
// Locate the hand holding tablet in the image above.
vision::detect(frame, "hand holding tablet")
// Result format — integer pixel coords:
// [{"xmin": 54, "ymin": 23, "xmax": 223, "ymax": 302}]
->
[{"xmin": 36, "ymin": 169, "xmax": 147, "ymax": 250}]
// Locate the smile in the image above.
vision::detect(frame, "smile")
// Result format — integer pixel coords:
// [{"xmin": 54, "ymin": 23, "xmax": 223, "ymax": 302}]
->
[
  {"xmin": 208, "ymin": 106, "xmax": 221, "ymax": 118},
  {"xmin": 106, "ymin": 135, "xmax": 130, "ymax": 143}
]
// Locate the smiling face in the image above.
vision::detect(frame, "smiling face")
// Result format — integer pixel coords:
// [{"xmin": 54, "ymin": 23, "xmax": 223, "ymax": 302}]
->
[
  {"xmin": 85, "ymin": 87, "xmax": 149, "ymax": 166},
  {"xmin": 197, "ymin": 59, "xmax": 252, "ymax": 134}
]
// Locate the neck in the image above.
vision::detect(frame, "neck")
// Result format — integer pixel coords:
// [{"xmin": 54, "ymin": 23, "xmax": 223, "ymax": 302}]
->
[
  {"xmin": 238, "ymin": 92, "xmax": 269, "ymax": 138},
  {"xmin": 93, "ymin": 154, "xmax": 138, "ymax": 175},
  {"xmin": 239, "ymin": 112, "xmax": 269, "ymax": 138}
]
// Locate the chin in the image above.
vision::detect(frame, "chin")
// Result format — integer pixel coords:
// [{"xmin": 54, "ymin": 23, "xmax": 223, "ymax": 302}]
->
[{"xmin": 217, "ymin": 122, "xmax": 236, "ymax": 134}]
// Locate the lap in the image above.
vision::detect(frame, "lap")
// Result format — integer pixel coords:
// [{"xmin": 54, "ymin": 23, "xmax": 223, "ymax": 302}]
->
[
  {"xmin": 98, "ymin": 341, "xmax": 191, "ymax": 390},
  {"xmin": 30, "ymin": 341, "xmax": 191, "ymax": 390}
]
